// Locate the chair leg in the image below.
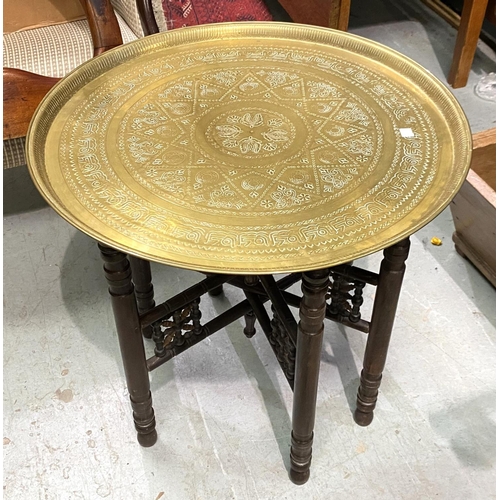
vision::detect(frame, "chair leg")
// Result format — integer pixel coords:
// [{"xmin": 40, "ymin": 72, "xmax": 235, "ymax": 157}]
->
[
  {"xmin": 354, "ymin": 238, "xmax": 410, "ymax": 426},
  {"xmin": 99, "ymin": 244, "xmax": 157, "ymax": 447},
  {"xmin": 129, "ymin": 256, "xmax": 155, "ymax": 339},
  {"xmin": 290, "ymin": 268, "xmax": 330, "ymax": 485},
  {"xmin": 447, "ymin": 0, "xmax": 489, "ymax": 88}
]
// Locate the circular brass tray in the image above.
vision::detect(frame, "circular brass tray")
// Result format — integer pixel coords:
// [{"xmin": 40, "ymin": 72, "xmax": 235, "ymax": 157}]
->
[{"xmin": 27, "ymin": 22, "xmax": 471, "ymax": 274}]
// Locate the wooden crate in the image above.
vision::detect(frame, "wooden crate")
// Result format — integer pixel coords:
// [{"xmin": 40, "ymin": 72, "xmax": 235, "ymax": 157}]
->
[{"xmin": 450, "ymin": 128, "xmax": 496, "ymax": 286}]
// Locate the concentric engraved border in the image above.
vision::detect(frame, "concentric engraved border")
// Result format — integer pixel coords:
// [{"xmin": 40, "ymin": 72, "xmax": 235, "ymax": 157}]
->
[{"xmin": 26, "ymin": 22, "xmax": 472, "ymax": 274}]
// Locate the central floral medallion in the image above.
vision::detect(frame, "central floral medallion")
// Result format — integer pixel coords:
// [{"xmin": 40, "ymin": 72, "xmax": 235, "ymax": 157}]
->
[
  {"xmin": 207, "ymin": 108, "xmax": 296, "ymax": 158},
  {"xmin": 118, "ymin": 66, "xmax": 384, "ymax": 215}
]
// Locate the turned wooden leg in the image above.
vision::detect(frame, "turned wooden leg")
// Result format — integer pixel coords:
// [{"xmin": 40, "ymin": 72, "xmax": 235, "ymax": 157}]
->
[
  {"xmin": 129, "ymin": 256, "xmax": 155, "ymax": 339},
  {"xmin": 290, "ymin": 268, "xmax": 330, "ymax": 485},
  {"xmin": 99, "ymin": 244, "xmax": 157, "ymax": 447},
  {"xmin": 354, "ymin": 237, "xmax": 410, "ymax": 426}
]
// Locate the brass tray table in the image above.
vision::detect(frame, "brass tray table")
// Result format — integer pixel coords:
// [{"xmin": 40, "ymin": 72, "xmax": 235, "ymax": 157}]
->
[{"xmin": 26, "ymin": 22, "xmax": 471, "ymax": 484}]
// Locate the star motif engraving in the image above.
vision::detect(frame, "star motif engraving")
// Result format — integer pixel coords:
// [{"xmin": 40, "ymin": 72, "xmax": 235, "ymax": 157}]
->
[{"xmin": 120, "ymin": 67, "xmax": 380, "ymax": 214}]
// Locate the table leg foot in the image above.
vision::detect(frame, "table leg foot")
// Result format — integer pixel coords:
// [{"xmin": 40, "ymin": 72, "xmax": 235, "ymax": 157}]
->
[
  {"xmin": 354, "ymin": 409, "xmax": 373, "ymax": 427},
  {"xmin": 131, "ymin": 390, "xmax": 157, "ymax": 446},
  {"xmin": 138, "ymin": 429, "xmax": 158, "ymax": 447},
  {"xmin": 354, "ymin": 238, "xmax": 410, "ymax": 426},
  {"xmin": 99, "ymin": 243, "xmax": 157, "ymax": 446},
  {"xmin": 290, "ymin": 269, "xmax": 329, "ymax": 484},
  {"xmin": 290, "ymin": 431, "xmax": 312, "ymax": 484},
  {"xmin": 354, "ymin": 370, "xmax": 380, "ymax": 426}
]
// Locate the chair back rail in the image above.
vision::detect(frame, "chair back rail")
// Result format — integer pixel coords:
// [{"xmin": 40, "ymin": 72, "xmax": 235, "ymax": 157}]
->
[{"xmin": 81, "ymin": 0, "xmax": 123, "ymax": 55}]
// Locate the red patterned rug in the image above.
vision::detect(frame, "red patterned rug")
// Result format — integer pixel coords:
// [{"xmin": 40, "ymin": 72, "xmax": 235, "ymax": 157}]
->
[{"xmin": 161, "ymin": 0, "xmax": 273, "ymax": 29}]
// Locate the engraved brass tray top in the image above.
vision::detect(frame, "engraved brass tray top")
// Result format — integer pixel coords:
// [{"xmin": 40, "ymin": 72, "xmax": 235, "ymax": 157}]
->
[{"xmin": 27, "ymin": 23, "xmax": 471, "ymax": 274}]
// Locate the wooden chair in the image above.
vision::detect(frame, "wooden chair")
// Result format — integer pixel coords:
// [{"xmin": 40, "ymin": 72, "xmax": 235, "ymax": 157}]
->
[{"xmin": 3, "ymin": 0, "xmax": 141, "ymax": 170}]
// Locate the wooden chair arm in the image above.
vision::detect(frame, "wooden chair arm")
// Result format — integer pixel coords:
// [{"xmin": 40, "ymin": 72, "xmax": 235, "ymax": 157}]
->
[
  {"xmin": 3, "ymin": 68, "xmax": 60, "ymax": 140},
  {"xmin": 80, "ymin": 0, "xmax": 123, "ymax": 55}
]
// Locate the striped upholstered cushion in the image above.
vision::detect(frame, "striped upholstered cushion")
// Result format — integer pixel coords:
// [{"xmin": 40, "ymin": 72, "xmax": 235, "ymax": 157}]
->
[
  {"xmin": 3, "ymin": 14, "xmax": 138, "ymax": 169},
  {"xmin": 3, "ymin": 15, "xmax": 137, "ymax": 77},
  {"xmin": 3, "ymin": 139, "xmax": 26, "ymax": 170}
]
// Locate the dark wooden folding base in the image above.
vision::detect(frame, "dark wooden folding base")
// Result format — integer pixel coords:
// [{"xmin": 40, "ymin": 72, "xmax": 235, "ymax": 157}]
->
[{"xmin": 98, "ymin": 237, "xmax": 411, "ymax": 483}]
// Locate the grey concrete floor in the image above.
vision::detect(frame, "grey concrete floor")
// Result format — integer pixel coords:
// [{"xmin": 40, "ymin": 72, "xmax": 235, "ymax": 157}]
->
[{"xmin": 3, "ymin": 0, "xmax": 496, "ymax": 498}]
